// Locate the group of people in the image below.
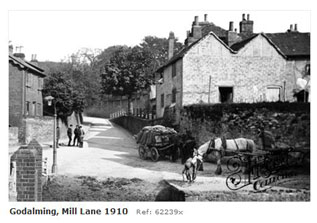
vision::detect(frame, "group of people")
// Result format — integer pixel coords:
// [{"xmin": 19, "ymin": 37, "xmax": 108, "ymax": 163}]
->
[
  {"xmin": 56, "ymin": 125, "xmax": 85, "ymax": 148},
  {"xmin": 67, "ymin": 125, "xmax": 85, "ymax": 147}
]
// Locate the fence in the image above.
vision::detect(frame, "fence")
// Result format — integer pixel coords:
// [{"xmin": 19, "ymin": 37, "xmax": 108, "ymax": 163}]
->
[{"xmin": 110, "ymin": 108, "xmax": 156, "ymax": 120}]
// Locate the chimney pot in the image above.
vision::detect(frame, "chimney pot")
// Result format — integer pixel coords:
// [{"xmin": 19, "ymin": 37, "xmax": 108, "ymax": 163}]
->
[
  {"xmin": 186, "ymin": 30, "xmax": 190, "ymax": 37},
  {"xmin": 242, "ymin": 13, "xmax": 246, "ymax": 21},
  {"xmin": 247, "ymin": 14, "xmax": 250, "ymax": 21},
  {"xmin": 168, "ymin": 31, "xmax": 175, "ymax": 39},
  {"xmin": 229, "ymin": 21, "xmax": 234, "ymax": 31},
  {"xmin": 204, "ymin": 14, "xmax": 208, "ymax": 22},
  {"xmin": 290, "ymin": 24, "xmax": 293, "ymax": 31},
  {"xmin": 294, "ymin": 24, "xmax": 298, "ymax": 31},
  {"xmin": 194, "ymin": 16, "xmax": 199, "ymax": 25},
  {"xmin": 234, "ymin": 28, "xmax": 237, "ymax": 32},
  {"xmin": 168, "ymin": 31, "xmax": 175, "ymax": 60}
]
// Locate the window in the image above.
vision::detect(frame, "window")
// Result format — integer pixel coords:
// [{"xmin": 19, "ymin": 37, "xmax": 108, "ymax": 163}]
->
[
  {"xmin": 266, "ymin": 86, "xmax": 281, "ymax": 102},
  {"xmin": 32, "ymin": 102, "xmax": 36, "ymax": 116},
  {"xmin": 219, "ymin": 87, "xmax": 233, "ymax": 103},
  {"xmin": 172, "ymin": 88, "xmax": 177, "ymax": 103},
  {"xmin": 172, "ymin": 63, "xmax": 177, "ymax": 77},
  {"xmin": 25, "ymin": 101, "xmax": 30, "ymax": 115},
  {"xmin": 26, "ymin": 72, "xmax": 31, "ymax": 87},
  {"xmin": 38, "ymin": 77, "xmax": 43, "ymax": 89},
  {"xmin": 161, "ymin": 94, "xmax": 164, "ymax": 108},
  {"xmin": 37, "ymin": 103, "xmax": 41, "ymax": 116}
]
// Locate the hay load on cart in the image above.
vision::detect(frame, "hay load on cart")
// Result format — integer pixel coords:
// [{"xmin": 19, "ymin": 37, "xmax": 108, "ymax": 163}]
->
[{"xmin": 136, "ymin": 125, "xmax": 178, "ymax": 162}]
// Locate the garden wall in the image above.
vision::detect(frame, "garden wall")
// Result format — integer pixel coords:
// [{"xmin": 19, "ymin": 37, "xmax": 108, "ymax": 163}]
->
[{"xmin": 179, "ymin": 102, "xmax": 310, "ymax": 150}]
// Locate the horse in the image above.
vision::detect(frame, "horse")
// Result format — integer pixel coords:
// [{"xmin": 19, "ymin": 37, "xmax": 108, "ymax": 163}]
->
[
  {"xmin": 197, "ymin": 137, "xmax": 256, "ymax": 175},
  {"xmin": 182, "ymin": 149, "xmax": 203, "ymax": 182}
]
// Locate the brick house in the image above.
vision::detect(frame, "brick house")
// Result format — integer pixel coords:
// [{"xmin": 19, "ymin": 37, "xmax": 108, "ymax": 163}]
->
[
  {"xmin": 155, "ymin": 14, "xmax": 310, "ymax": 123},
  {"xmin": 9, "ymin": 46, "xmax": 46, "ymax": 128}
]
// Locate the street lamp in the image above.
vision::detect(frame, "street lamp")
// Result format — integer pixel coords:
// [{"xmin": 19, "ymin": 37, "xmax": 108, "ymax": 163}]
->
[{"xmin": 45, "ymin": 95, "xmax": 57, "ymax": 174}]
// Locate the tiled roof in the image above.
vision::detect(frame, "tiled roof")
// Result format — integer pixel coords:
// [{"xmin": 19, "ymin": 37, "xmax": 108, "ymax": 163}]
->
[
  {"xmin": 201, "ymin": 23, "xmax": 228, "ymax": 38},
  {"xmin": 9, "ymin": 54, "xmax": 46, "ymax": 77},
  {"xmin": 265, "ymin": 32, "xmax": 310, "ymax": 58},
  {"xmin": 231, "ymin": 32, "xmax": 310, "ymax": 59},
  {"xmin": 230, "ymin": 34, "xmax": 258, "ymax": 51}
]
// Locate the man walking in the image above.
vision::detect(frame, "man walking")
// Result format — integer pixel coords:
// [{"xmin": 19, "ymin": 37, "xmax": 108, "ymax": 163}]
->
[
  {"xmin": 73, "ymin": 125, "xmax": 80, "ymax": 146},
  {"xmin": 67, "ymin": 124, "xmax": 73, "ymax": 146}
]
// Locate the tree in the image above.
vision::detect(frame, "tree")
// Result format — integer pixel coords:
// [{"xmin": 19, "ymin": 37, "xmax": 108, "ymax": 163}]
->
[
  {"xmin": 139, "ymin": 36, "xmax": 183, "ymax": 72},
  {"xmin": 100, "ymin": 46, "xmax": 153, "ymax": 112},
  {"xmin": 42, "ymin": 72, "xmax": 85, "ymax": 123}
]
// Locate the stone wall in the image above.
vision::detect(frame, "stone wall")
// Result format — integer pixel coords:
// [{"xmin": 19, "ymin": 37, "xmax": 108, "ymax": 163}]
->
[
  {"xmin": 180, "ymin": 102, "xmax": 310, "ymax": 150},
  {"xmin": 111, "ymin": 116, "xmax": 163, "ymax": 135},
  {"xmin": 18, "ymin": 112, "xmax": 81, "ymax": 145}
]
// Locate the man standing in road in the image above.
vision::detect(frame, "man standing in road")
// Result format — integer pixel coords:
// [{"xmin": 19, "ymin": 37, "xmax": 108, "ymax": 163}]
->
[
  {"xmin": 73, "ymin": 125, "xmax": 80, "ymax": 146},
  {"xmin": 78, "ymin": 126, "xmax": 85, "ymax": 148},
  {"xmin": 67, "ymin": 124, "xmax": 73, "ymax": 146}
]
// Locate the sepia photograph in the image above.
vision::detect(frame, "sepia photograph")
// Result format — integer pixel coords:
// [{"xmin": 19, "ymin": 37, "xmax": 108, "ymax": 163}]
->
[{"xmin": 7, "ymin": 8, "xmax": 311, "ymax": 204}]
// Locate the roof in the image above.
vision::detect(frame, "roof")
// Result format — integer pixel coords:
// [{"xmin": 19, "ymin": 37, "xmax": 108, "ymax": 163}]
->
[
  {"xmin": 157, "ymin": 32, "xmax": 235, "ymax": 72},
  {"xmin": 157, "ymin": 30, "xmax": 310, "ymax": 72},
  {"xmin": 230, "ymin": 34, "xmax": 258, "ymax": 51},
  {"xmin": 201, "ymin": 23, "xmax": 228, "ymax": 38},
  {"xmin": 265, "ymin": 32, "xmax": 310, "ymax": 58},
  {"xmin": 9, "ymin": 54, "xmax": 46, "ymax": 77},
  {"xmin": 231, "ymin": 32, "xmax": 310, "ymax": 59}
]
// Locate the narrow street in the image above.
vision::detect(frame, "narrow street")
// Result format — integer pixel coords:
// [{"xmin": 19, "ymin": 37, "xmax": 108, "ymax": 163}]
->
[{"xmin": 42, "ymin": 116, "xmax": 310, "ymax": 201}]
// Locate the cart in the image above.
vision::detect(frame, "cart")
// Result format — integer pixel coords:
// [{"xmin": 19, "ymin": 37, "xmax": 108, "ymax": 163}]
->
[{"xmin": 136, "ymin": 125, "xmax": 178, "ymax": 162}]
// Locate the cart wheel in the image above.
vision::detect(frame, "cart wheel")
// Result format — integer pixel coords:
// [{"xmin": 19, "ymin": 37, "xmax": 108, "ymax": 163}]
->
[
  {"xmin": 150, "ymin": 147, "xmax": 159, "ymax": 162},
  {"xmin": 138, "ymin": 145, "xmax": 146, "ymax": 159}
]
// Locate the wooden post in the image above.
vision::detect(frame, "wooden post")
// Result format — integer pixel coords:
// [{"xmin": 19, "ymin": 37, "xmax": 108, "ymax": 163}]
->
[{"xmin": 208, "ymin": 75, "xmax": 211, "ymax": 103}]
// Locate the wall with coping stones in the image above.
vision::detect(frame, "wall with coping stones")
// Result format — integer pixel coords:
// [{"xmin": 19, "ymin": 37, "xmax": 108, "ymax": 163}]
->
[
  {"xmin": 18, "ymin": 112, "xmax": 81, "ymax": 145},
  {"xmin": 180, "ymin": 102, "xmax": 310, "ymax": 150},
  {"xmin": 111, "ymin": 116, "xmax": 163, "ymax": 135}
]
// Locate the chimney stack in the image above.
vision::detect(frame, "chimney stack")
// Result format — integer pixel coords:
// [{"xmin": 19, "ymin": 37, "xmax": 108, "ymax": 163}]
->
[
  {"xmin": 13, "ymin": 46, "xmax": 25, "ymax": 60},
  {"xmin": 31, "ymin": 54, "xmax": 38, "ymax": 66},
  {"xmin": 229, "ymin": 21, "xmax": 234, "ymax": 31},
  {"xmin": 192, "ymin": 16, "xmax": 202, "ymax": 39},
  {"xmin": 9, "ymin": 45, "xmax": 13, "ymax": 54},
  {"xmin": 239, "ymin": 13, "xmax": 254, "ymax": 34},
  {"xmin": 168, "ymin": 31, "xmax": 175, "ymax": 60}
]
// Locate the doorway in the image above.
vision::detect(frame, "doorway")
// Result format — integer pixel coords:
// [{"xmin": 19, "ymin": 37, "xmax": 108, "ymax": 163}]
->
[{"xmin": 219, "ymin": 87, "xmax": 233, "ymax": 103}]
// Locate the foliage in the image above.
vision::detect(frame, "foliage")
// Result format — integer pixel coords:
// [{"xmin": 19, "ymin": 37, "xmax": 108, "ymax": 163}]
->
[
  {"xmin": 139, "ymin": 36, "xmax": 183, "ymax": 72},
  {"xmin": 42, "ymin": 72, "xmax": 85, "ymax": 122},
  {"xmin": 183, "ymin": 102, "xmax": 310, "ymax": 121},
  {"xmin": 100, "ymin": 46, "xmax": 153, "ymax": 98},
  {"xmin": 99, "ymin": 36, "xmax": 184, "ymax": 104}
]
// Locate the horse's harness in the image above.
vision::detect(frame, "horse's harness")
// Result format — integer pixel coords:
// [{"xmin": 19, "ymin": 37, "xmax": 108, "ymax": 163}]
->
[
  {"xmin": 207, "ymin": 136, "xmax": 227, "ymax": 155},
  {"xmin": 207, "ymin": 137, "xmax": 252, "ymax": 154}
]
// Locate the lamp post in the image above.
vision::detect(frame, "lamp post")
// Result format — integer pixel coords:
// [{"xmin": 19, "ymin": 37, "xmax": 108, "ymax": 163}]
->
[{"xmin": 45, "ymin": 95, "xmax": 57, "ymax": 174}]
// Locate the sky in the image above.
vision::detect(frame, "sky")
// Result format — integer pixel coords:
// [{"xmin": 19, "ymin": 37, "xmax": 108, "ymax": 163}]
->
[{"xmin": 8, "ymin": 10, "xmax": 311, "ymax": 62}]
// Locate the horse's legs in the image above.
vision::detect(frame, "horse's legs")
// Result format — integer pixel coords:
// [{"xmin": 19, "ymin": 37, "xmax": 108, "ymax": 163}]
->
[{"xmin": 215, "ymin": 151, "xmax": 222, "ymax": 175}]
